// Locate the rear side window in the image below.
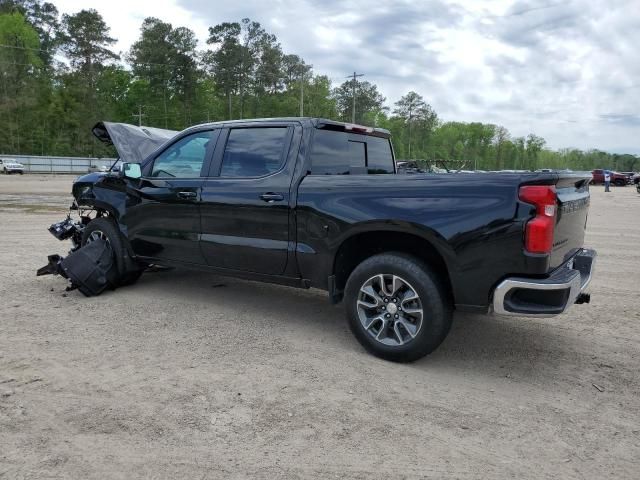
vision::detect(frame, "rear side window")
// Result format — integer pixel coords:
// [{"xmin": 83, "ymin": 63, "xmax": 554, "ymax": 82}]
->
[
  {"xmin": 220, "ymin": 127, "xmax": 289, "ymax": 177},
  {"xmin": 310, "ymin": 130, "xmax": 394, "ymax": 175},
  {"xmin": 366, "ymin": 136, "xmax": 394, "ymax": 174}
]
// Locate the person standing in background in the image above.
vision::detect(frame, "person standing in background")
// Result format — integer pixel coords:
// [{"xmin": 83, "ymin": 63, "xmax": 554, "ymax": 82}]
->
[{"xmin": 604, "ymin": 170, "xmax": 611, "ymax": 192}]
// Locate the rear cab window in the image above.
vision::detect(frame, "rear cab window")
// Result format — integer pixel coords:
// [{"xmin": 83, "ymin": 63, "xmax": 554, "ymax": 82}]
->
[{"xmin": 310, "ymin": 129, "xmax": 394, "ymax": 175}]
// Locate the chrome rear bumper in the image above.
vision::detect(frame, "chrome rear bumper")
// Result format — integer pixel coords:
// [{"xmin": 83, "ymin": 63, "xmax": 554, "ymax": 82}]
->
[{"xmin": 493, "ymin": 248, "xmax": 596, "ymax": 317}]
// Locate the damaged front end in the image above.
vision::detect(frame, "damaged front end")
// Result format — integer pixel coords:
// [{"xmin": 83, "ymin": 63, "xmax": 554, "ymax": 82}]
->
[
  {"xmin": 37, "ymin": 121, "xmax": 177, "ymax": 297},
  {"xmin": 36, "ymin": 237, "xmax": 118, "ymax": 296},
  {"xmin": 37, "ymin": 212, "xmax": 117, "ymax": 297},
  {"xmin": 48, "ymin": 215, "xmax": 87, "ymax": 248}
]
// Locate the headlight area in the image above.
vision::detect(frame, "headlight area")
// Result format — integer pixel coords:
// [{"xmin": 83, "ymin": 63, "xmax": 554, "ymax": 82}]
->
[{"xmin": 75, "ymin": 184, "xmax": 94, "ymax": 199}]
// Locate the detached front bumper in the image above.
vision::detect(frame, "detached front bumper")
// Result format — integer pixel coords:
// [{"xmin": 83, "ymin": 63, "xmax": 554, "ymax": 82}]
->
[{"xmin": 493, "ymin": 248, "xmax": 596, "ymax": 317}]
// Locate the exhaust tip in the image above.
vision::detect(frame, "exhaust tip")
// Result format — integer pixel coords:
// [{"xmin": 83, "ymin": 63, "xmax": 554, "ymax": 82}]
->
[{"xmin": 575, "ymin": 293, "xmax": 591, "ymax": 304}]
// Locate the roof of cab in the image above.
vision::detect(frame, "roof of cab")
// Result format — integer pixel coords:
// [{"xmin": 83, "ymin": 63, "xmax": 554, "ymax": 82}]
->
[{"xmin": 188, "ymin": 117, "xmax": 391, "ymax": 138}]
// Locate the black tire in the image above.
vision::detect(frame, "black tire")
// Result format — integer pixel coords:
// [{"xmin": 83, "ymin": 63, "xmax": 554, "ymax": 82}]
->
[
  {"xmin": 614, "ymin": 179, "xmax": 625, "ymax": 187},
  {"xmin": 344, "ymin": 252, "xmax": 452, "ymax": 362},
  {"xmin": 81, "ymin": 217, "xmax": 143, "ymax": 287}
]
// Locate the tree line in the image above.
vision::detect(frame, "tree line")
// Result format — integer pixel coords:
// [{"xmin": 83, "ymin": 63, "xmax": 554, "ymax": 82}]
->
[{"xmin": 0, "ymin": 0, "xmax": 637, "ymax": 172}]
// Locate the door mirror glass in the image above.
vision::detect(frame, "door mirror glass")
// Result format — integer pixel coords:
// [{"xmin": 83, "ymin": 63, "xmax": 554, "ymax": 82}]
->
[{"xmin": 122, "ymin": 162, "xmax": 141, "ymax": 179}]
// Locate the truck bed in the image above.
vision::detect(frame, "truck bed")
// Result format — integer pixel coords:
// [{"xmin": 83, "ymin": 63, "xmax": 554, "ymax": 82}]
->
[{"xmin": 296, "ymin": 171, "xmax": 592, "ymax": 311}]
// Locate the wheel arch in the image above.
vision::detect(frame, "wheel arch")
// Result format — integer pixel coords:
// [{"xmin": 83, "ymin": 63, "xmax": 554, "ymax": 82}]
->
[{"xmin": 331, "ymin": 225, "xmax": 456, "ymax": 305}]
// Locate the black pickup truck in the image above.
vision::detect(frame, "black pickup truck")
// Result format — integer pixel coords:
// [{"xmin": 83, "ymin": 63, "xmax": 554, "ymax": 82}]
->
[{"xmin": 41, "ymin": 118, "xmax": 596, "ymax": 362}]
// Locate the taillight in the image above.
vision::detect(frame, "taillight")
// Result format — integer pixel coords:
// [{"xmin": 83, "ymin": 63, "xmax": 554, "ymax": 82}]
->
[{"xmin": 519, "ymin": 185, "xmax": 557, "ymax": 254}]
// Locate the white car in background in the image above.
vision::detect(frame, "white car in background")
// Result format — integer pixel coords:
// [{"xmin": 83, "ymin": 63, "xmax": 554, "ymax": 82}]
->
[{"xmin": 0, "ymin": 158, "xmax": 25, "ymax": 174}]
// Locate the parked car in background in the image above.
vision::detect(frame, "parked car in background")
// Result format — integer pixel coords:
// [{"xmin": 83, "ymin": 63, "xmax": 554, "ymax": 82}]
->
[
  {"xmin": 0, "ymin": 158, "xmax": 25, "ymax": 174},
  {"xmin": 591, "ymin": 169, "xmax": 628, "ymax": 186},
  {"xmin": 632, "ymin": 172, "xmax": 640, "ymax": 185},
  {"xmin": 621, "ymin": 172, "xmax": 636, "ymax": 184}
]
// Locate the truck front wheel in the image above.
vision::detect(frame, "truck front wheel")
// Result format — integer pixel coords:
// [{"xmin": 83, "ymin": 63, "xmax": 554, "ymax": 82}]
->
[
  {"xmin": 344, "ymin": 253, "xmax": 453, "ymax": 362},
  {"xmin": 81, "ymin": 217, "xmax": 143, "ymax": 287}
]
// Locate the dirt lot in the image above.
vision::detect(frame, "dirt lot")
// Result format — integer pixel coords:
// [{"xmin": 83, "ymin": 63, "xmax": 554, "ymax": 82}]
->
[{"xmin": 1, "ymin": 174, "xmax": 639, "ymax": 479}]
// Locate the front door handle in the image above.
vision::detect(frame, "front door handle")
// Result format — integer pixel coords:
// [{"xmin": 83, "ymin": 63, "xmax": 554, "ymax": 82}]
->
[
  {"xmin": 177, "ymin": 191, "xmax": 198, "ymax": 200},
  {"xmin": 259, "ymin": 192, "xmax": 284, "ymax": 202}
]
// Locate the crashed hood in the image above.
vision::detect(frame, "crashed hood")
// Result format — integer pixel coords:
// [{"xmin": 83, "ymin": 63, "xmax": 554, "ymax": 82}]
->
[{"xmin": 92, "ymin": 122, "xmax": 178, "ymax": 164}]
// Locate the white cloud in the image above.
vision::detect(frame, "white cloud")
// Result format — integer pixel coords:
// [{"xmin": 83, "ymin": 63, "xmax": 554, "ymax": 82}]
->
[
  {"xmin": 53, "ymin": 0, "xmax": 210, "ymax": 57},
  {"xmin": 52, "ymin": 0, "xmax": 640, "ymax": 153}
]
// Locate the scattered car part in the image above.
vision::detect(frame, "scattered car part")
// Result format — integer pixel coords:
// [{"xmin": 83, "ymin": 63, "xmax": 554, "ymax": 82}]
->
[
  {"xmin": 48, "ymin": 216, "xmax": 85, "ymax": 249},
  {"xmin": 36, "ymin": 238, "xmax": 117, "ymax": 296}
]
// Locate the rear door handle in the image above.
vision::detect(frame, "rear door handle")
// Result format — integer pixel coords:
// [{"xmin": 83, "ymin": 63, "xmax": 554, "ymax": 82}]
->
[
  {"xmin": 259, "ymin": 192, "xmax": 284, "ymax": 202},
  {"xmin": 177, "ymin": 191, "xmax": 198, "ymax": 200}
]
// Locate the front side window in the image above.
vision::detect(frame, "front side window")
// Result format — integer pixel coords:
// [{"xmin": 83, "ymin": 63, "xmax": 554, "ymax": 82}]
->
[
  {"xmin": 220, "ymin": 127, "xmax": 289, "ymax": 177},
  {"xmin": 151, "ymin": 130, "xmax": 216, "ymax": 178}
]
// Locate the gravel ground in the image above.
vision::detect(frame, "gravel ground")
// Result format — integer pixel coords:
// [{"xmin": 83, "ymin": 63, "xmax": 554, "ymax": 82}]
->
[{"xmin": 1, "ymin": 175, "xmax": 639, "ymax": 479}]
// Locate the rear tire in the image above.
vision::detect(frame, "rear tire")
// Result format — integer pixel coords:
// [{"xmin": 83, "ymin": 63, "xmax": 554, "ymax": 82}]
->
[
  {"xmin": 344, "ymin": 252, "xmax": 452, "ymax": 362},
  {"xmin": 81, "ymin": 217, "xmax": 143, "ymax": 287},
  {"xmin": 614, "ymin": 179, "xmax": 625, "ymax": 187}
]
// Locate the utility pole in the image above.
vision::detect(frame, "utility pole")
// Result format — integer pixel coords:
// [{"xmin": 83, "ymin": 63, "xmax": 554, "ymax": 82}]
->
[
  {"xmin": 346, "ymin": 71, "xmax": 364, "ymax": 123},
  {"xmin": 300, "ymin": 64, "xmax": 312, "ymax": 117},
  {"xmin": 408, "ymin": 107, "xmax": 412, "ymax": 159},
  {"xmin": 132, "ymin": 105, "xmax": 145, "ymax": 126}
]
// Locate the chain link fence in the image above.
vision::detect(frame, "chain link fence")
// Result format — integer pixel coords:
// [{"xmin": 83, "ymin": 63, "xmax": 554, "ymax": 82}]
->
[{"xmin": 0, "ymin": 155, "xmax": 116, "ymax": 174}]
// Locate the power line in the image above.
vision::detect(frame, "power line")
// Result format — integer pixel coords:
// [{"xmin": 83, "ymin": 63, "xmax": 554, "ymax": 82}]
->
[
  {"xmin": 0, "ymin": 61, "xmax": 40, "ymax": 66},
  {"xmin": 346, "ymin": 71, "xmax": 364, "ymax": 123},
  {"xmin": 0, "ymin": 44, "xmax": 192, "ymax": 68},
  {"xmin": 0, "ymin": 43, "xmax": 52, "ymax": 53}
]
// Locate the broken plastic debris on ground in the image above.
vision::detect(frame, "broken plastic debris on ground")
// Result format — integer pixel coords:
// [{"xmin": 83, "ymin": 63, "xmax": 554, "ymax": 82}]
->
[{"xmin": 37, "ymin": 219, "xmax": 117, "ymax": 297}]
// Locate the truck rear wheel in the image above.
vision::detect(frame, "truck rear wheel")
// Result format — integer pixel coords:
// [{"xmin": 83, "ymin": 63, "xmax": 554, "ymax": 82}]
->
[
  {"xmin": 81, "ymin": 217, "xmax": 143, "ymax": 287},
  {"xmin": 344, "ymin": 253, "xmax": 452, "ymax": 362}
]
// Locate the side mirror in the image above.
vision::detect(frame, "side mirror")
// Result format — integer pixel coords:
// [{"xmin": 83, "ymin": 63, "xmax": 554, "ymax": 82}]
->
[{"xmin": 122, "ymin": 162, "xmax": 141, "ymax": 179}]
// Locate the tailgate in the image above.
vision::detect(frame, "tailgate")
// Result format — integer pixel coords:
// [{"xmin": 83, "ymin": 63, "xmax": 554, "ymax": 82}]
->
[{"xmin": 550, "ymin": 174, "xmax": 591, "ymax": 269}]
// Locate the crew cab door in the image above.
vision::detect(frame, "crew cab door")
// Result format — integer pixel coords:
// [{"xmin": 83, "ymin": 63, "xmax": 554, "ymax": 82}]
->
[
  {"xmin": 124, "ymin": 128, "xmax": 219, "ymax": 264},
  {"xmin": 199, "ymin": 124, "xmax": 298, "ymax": 274}
]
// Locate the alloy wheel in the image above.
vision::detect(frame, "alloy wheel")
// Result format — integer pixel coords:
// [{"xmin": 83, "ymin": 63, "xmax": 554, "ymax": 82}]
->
[{"xmin": 356, "ymin": 274, "xmax": 424, "ymax": 346}]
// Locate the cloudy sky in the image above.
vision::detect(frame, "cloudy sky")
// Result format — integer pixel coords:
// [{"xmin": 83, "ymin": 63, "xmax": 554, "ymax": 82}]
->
[{"xmin": 53, "ymin": 0, "xmax": 639, "ymax": 153}]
